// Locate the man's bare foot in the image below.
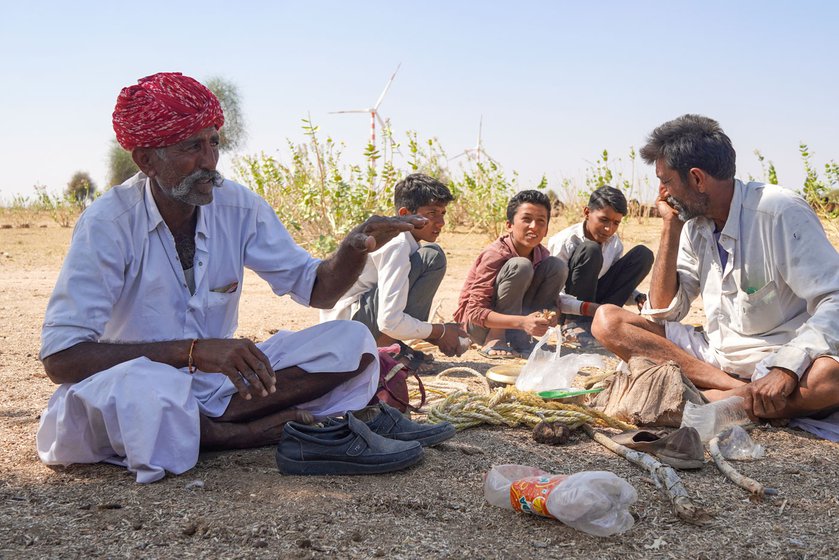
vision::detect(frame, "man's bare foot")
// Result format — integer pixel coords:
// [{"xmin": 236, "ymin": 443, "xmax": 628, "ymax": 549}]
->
[{"xmin": 201, "ymin": 409, "xmax": 314, "ymax": 450}]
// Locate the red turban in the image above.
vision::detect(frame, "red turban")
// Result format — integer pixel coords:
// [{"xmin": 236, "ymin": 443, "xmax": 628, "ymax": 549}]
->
[{"xmin": 112, "ymin": 72, "xmax": 225, "ymax": 151}]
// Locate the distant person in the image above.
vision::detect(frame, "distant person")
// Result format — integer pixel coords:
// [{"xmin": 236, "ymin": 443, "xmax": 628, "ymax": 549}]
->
[
  {"xmin": 592, "ymin": 114, "xmax": 839, "ymax": 423},
  {"xmin": 454, "ymin": 190, "xmax": 568, "ymax": 358},
  {"xmin": 547, "ymin": 186, "xmax": 653, "ymax": 346},
  {"xmin": 36, "ymin": 72, "xmax": 453, "ymax": 482},
  {"xmin": 321, "ymin": 173, "xmax": 468, "ymax": 362}
]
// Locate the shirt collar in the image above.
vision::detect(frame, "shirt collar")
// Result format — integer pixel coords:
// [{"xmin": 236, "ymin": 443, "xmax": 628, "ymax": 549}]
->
[
  {"xmin": 500, "ymin": 233, "xmax": 547, "ymax": 265},
  {"xmin": 719, "ymin": 178, "xmax": 745, "ymax": 241},
  {"xmin": 143, "ymin": 176, "xmax": 165, "ymax": 233},
  {"xmin": 404, "ymin": 231, "xmax": 419, "ymax": 252}
]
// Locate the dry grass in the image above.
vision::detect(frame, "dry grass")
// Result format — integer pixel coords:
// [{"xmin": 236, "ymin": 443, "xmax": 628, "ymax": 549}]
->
[{"xmin": 1, "ymin": 218, "xmax": 839, "ymax": 559}]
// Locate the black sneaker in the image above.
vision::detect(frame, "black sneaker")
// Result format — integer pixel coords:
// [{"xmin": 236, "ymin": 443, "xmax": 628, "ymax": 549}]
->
[{"xmin": 276, "ymin": 412, "xmax": 424, "ymax": 475}]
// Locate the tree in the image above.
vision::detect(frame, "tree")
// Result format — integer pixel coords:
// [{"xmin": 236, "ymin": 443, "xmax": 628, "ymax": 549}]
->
[
  {"xmin": 205, "ymin": 76, "xmax": 246, "ymax": 153},
  {"xmin": 107, "ymin": 139, "xmax": 139, "ymax": 188},
  {"xmin": 66, "ymin": 171, "xmax": 97, "ymax": 205}
]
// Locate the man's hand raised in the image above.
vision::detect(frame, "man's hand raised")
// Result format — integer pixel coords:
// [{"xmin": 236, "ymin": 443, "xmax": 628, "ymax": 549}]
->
[
  {"xmin": 344, "ymin": 215, "xmax": 428, "ymax": 253},
  {"xmin": 191, "ymin": 338, "xmax": 276, "ymax": 400}
]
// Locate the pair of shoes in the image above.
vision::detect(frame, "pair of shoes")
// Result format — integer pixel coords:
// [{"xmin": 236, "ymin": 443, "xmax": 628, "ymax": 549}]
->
[
  {"xmin": 478, "ymin": 343, "xmax": 522, "ymax": 360},
  {"xmin": 276, "ymin": 412, "xmax": 425, "ymax": 475},
  {"xmin": 611, "ymin": 427, "xmax": 705, "ymax": 469}
]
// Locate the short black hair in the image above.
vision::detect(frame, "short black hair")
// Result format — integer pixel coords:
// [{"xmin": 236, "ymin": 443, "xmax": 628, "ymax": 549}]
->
[
  {"xmin": 639, "ymin": 114, "xmax": 736, "ymax": 182},
  {"xmin": 588, "ymin": 185, "xmax": 627, "ymax": 215},
  {"xmin": 506, "ymin": 190, "xmax": 552, "ymax": 223},
  {"xmin": 393, "ymin": 173, "xmax": 454, "ymax": 212}
]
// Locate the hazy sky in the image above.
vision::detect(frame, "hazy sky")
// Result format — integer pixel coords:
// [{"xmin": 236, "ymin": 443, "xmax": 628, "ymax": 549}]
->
[{"xmin": 1, "ymin": 1, "xmax": 837, "ymax": 203}]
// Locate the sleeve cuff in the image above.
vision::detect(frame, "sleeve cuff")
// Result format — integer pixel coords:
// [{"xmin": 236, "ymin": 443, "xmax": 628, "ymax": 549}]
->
[
  {"xmin": 763, "ymin": 346, "xmax": 812, "ymax": 379},
  {"xmin": 641, "ymin": 291, "xmax": 685, "ymax": 323}
]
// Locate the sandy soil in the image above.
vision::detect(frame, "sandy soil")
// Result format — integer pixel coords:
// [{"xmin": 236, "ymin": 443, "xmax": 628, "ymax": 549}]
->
[{"xmin": 1, "ymin": 215, "xmax": 839, "ymax": 559}]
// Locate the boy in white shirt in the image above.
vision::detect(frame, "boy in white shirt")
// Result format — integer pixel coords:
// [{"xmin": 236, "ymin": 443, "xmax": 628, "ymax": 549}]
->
[
  {"xmin": 547, "ymin": 186, "xmax": 653, "ymax": 345},
  {"xmin": 321, "ymin": 174, "xmax": 467, "ymax": 359}
]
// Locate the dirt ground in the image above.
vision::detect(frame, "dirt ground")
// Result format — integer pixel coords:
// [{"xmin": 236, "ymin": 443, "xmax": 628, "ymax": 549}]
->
[{"xmin": 2, "ymin": 214, "xmax": 839, "ymax": 560}]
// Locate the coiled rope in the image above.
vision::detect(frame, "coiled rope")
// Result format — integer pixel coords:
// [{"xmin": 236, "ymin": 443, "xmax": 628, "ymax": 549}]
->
[{"xmin": 410, "ymin": 366, "xmax": 634, "ymax": 432}]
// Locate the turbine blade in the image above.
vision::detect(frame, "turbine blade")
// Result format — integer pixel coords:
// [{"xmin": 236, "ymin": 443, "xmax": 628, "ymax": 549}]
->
[
  {"xmin": 374, "ymin": 63, "xmax": 402, "ymax": 109},
  {"xmin": 330, "ymin": 109, "xmax": 371, "ymax": 114},
  {"xmin": 375, "ymin": 113, "xmax": 388, "ymax": 133}
]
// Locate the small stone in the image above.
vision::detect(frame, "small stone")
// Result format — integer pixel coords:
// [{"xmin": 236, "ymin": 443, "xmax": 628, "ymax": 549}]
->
[
  {"xmin": 132, "ymin": 521, "xmax": 143, "ymax": 530},
  {"xmin": 351, "ymin": 531, "xmax": 363, "ymax": 542},
  {"xmin": 296, "ymin": 538, "xmax": 312, "ymax": 549},
  {"xmin": 183, "ymin": 523, "xmax": 197, "ymax": 536},
  {"xmin": 532, "ymin": 421, "xmax": 570, "ymax": 445},
  {"xmin": 96, "ymin": 503, "xmax": 122, "ymax": 510},
  {"xmin": 254, "ymin": 540, "xmax": 268, "ymax": 548},
  {"xmin": 184, "ymin": 479, "xmax": 205, "ymax": 490}
]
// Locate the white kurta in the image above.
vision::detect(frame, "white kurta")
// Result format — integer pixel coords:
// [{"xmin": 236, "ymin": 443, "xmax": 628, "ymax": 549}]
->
[{"xmin": 37, "ymin": 174, "xmax": 379, "ymax": 483}]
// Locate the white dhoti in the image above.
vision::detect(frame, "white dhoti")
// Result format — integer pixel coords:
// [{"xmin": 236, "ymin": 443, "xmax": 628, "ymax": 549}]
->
[{"xmin": 36, "ymin": 321, "xmax": 379, "ymax": 483}]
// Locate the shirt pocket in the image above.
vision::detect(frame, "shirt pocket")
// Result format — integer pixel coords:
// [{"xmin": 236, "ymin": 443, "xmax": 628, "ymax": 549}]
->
[
  {"xmin": 736, "ymin": 280, "xmax": 783, "ymax": 335},
  {"xmin": 206, "ymin": 291, "xmax": 240, "ymax": 337}
]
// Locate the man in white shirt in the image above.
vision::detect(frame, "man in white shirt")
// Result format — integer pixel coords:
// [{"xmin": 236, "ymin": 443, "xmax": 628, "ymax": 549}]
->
[
  {"xmin": 321, "ymin": 174, "xmax": 467, "ymax": 358},
  {"xmin": 592, "ymin": 114, "xmax": 839, "ymax": 421},
  {"xmin": 37, "ymin": 72, "xmax": 429, "ymax": 482}
]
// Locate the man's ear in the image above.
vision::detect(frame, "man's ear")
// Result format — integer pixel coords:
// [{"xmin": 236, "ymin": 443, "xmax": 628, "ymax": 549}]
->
[
  {"xmin": 583, "ymin": 206, "xmax": 590, "ymax": 219},
  {"xmin": 132, "ymin": 148, "xmax": 157, "ymax": 178},
  {"xmin": 689, "ymin": 167, "xmax": 708, "ymax": 193},
  {"xmin": 397, "ymin": 207, "xmax": 411, "ymax": 217}
]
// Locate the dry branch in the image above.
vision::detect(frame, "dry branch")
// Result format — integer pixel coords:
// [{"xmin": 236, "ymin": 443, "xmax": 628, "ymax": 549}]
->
[
  {"xmin": 583, "ymin": 425, "xmax": 714, "ymax": 526},
  {"xmin": 708, "ymin": 436, "xmax": 778, "ymax": 498}
]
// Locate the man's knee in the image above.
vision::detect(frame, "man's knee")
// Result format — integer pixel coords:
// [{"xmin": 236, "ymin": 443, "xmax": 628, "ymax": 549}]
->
[
  {"xmin": 541, "ymin": 255, "xmax": 568, "ymax": 281},
  {"xmin": 626, "ymin": 244, "xmax": 655, "ymax": 270},
  {"xmin": 574, "ymin": 240, "xmax": 604, "ymax": 264},
  {"xmin": 802, "ymin": 357, "xmax": 839, "ymax": 390},
  {"xmin": 502, "ymin": 256, "xmax": 534, "ymax": 277},
  {"xmin": 417, "ymin": 243, "xmax": 447, "ymax": 270},
  {"xmin": 591, "ymin": 304, "xmax": 631, "ymax": 339}
]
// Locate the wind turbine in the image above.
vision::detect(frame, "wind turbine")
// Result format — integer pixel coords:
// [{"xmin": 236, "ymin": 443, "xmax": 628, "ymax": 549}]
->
[
  {"xmin": 330, "ymin": 64, "xmax": 401, "ymax": 157},
  {"xmin": 451, "ymin": 116, "xmax": 496, "ymax": 164}
]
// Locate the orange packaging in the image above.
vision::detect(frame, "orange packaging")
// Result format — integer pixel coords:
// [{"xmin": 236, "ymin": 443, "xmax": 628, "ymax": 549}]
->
[{"xmin": 509, "ymin": 475, "xmax": 568, "ymax": 519}]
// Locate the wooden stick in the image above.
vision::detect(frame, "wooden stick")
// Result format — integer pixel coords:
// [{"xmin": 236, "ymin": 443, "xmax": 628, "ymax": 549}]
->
[
  {"xmin": 583, "ymin": 425, "xmax": 714, "ymax": 526},
  {"xmin": 708, "ymin": 436, "xmax": 778, "ymax": 498}
]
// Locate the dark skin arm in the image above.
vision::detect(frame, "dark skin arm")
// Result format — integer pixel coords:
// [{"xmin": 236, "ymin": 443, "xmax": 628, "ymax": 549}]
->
[
  {"xmin": 43, "ymin": 338, "xmax": 278, "ymax": 401},
  {"xmin": 309, "ymin": 214, "xmax": 428, "ymax": 309}
]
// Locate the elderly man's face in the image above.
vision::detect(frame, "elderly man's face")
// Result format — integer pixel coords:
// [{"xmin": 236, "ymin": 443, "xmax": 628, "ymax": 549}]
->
[
  {"xmin": 151, "ymin": 126, "xmax": 223, "ymax": 206},
  {"xmin": 655, "ymin": 159, "xmax": 709, "ymax": 222}
]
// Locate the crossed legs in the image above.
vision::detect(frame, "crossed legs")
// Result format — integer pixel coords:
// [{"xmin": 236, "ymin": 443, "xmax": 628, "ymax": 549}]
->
[
  {"xmin": 592, "ymin": 304, "xmax": 839, "ymax": 419},
  {"xmin": 200, "ymin": 354, "xmax": 374, "ymax": 450}
]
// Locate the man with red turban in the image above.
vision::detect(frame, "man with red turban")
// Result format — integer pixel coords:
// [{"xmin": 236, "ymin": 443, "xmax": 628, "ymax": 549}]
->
[{"xmin": 35, "ymin": 73, "xmax": 448, "ymax": 482}]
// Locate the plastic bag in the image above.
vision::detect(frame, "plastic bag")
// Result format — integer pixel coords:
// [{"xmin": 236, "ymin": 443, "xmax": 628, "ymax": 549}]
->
[
  {"xmin": 680, "ymin": 396, "xmax": 749, "ymax": 442},
  {"xmin": 515, "ymin": 328, "xmax": 605, "ymax": 392},
  {"xmin": 717, "ymin": 425, "xmax": 765, "ymax": 460},
  {"xmin": 484, "ymin": 464, "xmax": 637, "ymax": 537}
]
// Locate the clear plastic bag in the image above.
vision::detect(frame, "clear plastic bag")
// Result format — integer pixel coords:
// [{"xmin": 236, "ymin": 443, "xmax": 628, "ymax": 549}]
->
[
  {"xmin": 717, "ymin": 425, "xmax": 765, "ymax": 460},
  {"xmin": 484, "ymin": 464, "xmax": 637, "ymax": 537},
  {"xmin": 680, "ymin": 396, "xmax": 749, "ymax": 442},
  {"xmin": 515, "ymin": 328, "xmax": 605, "ymax": 392}
]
